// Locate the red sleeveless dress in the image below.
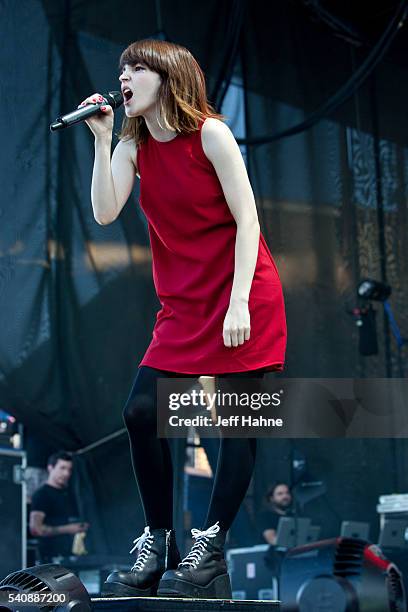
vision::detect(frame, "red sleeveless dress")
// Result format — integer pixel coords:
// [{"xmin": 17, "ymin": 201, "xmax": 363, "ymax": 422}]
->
[{"xmin": 137, "ymin": 120, "xmax": 287, "ymax": 375}]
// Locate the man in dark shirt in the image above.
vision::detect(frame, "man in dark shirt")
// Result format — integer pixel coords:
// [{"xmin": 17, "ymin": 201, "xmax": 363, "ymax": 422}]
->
[
  {"xmin": 258, "ymin": 482, "xmax": 293, "ymax": 545},
  {"xmin": 29, "ymin": 451, "xmax": 89, "ymax": 562}
]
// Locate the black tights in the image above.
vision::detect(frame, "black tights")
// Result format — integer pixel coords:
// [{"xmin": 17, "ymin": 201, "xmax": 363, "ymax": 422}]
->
[{"xmin": 122, "ymin": 365, "xmax": 264, "ymax": 532}]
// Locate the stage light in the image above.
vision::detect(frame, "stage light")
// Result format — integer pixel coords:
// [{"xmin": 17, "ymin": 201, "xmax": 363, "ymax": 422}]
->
[
  {"xmin": 355, "ymin": 278, "xmax": 407, "ymax": 374},
  {"xmin": 357, "ymin": 278, "xmax": 391, "ymax": 302},
  {"xmin": 280, "ymin": 538, "xmax": 405, "ymax": 611},
  {"xmin": 0, "ymin": 564, "xmax": 91, "ymax": 611}
]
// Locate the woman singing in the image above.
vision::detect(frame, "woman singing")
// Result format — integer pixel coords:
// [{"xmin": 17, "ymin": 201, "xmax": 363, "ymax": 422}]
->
[{"xmin": 80, "ymin": 39, "xmax": 287, "ymax": 599}]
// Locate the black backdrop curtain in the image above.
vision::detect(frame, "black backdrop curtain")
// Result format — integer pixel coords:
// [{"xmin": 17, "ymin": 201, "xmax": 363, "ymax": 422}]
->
[
  {"xmin": 241, "ymin": 0, "xmax": 408, "ymax": 540},
  {"xmin": 1, "ymin": 0, "xmax": 408, "ymax": 554}
]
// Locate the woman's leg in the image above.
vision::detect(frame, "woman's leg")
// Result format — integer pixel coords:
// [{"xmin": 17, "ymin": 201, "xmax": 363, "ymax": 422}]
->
[
  {"xmin": 203, "ymin": 370, "xmax": 264, "ymax": 531},
  {"xmin": 203, "ymin": 438, "xmax": 257, "ymax": 530},
  {"xmin": 122, "ymin": 365, "xmax": 185, "ymax": 529}
]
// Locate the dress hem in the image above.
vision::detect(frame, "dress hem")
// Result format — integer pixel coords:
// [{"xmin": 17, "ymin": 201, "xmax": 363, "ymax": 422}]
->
[{"xmin": 137, "ymin": 358, "xmax": 285, "ymax": 376}]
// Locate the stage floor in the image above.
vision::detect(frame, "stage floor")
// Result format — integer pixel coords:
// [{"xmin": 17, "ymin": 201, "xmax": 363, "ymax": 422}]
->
[{"xmin": 91, "ymin": 596, "xmax": 281, "ymax": 611}]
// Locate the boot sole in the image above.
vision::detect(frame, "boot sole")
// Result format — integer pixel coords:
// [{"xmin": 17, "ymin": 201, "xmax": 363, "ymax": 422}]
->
[
  {"xmin": 101, "ymin": 580, "xmax": 160, "ymax": 598},
  {"xmin": 157, "ymin": 574, "xmax": 232, "ymax": 599}
]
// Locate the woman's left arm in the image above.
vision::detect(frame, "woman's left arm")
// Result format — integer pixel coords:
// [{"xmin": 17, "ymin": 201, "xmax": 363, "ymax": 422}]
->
[{"xmin": 201, "ymin": 118, "xmax": 261, "ymax": 348}]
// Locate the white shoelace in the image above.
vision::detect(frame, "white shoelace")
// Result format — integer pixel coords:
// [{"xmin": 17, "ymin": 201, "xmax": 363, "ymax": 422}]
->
[
  {"xmin": 129, "ymin": 526, "xmax": 154, "ymax": 571},
  {"xmin": 179, "ymin": 521, "xmax": 220, "ymax": 569}
]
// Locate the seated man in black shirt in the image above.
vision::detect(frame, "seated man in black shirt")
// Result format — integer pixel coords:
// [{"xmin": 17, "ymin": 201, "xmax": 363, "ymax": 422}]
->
[
  {"xmin": 258, "ymin": 482, "xmax": 293, "ymax": 545},
  {"xmin": 29, "ymin": 451, "xmax": 89, "ymax": 562}
]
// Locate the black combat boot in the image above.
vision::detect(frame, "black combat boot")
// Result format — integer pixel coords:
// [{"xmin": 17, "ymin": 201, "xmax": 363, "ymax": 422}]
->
[
  {"xmin": 157, "ymin": 521, "xmax": 232, "ymax": 599},
  {"xmin": 102, "ymin": 526, "xmax": 181, "ymax": 597}
]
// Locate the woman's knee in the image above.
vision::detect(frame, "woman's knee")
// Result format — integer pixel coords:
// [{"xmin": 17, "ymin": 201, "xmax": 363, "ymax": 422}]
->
[{"xmin": 122, "ymin": 392, "xmax": 157, "ymax": 433}]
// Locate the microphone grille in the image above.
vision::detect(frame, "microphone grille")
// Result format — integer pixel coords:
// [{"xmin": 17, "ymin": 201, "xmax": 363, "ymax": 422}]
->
[{"xmin": 106, "ymin": 91, "xmax": 124, "ymax": 108}]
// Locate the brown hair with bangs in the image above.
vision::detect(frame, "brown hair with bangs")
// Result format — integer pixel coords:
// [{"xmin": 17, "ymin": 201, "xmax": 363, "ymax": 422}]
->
[{"xmin": 117, "ymin": 39, "xmax": 224, "ymax": 145}]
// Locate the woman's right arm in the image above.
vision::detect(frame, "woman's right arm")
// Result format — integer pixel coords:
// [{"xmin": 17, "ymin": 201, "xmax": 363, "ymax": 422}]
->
[
  {"xmin": 93, "ymin": 135, "xmax": 137, "ymax": 225},
  {"xmin": 80, "ymin": 92, "xmax": 137, "ymax": 225}
]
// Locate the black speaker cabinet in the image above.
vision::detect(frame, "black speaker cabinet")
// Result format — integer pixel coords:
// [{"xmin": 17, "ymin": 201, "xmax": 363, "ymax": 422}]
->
[{"xmin": 0, "ymin": 449, "xmax": 26, "ymax": 576}]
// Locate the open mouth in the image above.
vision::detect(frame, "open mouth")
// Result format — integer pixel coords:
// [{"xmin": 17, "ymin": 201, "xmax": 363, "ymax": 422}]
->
[{"xmin": 123, "ymin": 88, "xmax": 134, "ymax": 103}]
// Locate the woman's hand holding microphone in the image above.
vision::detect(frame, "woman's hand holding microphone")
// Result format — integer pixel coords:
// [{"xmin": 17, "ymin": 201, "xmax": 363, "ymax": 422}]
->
[{"xmin": 77, "ymin": 93, "xmax": 114, "ymax": 139}]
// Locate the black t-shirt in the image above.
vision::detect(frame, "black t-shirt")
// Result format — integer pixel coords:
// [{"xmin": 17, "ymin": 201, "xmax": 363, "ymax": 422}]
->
[
  {"xmin": 257, "ymin": 508, "xmax": 293, "ymax": 543},
  {"xmin": 30, "ymin": 484, "xmax": 80, "ymax": 561}
]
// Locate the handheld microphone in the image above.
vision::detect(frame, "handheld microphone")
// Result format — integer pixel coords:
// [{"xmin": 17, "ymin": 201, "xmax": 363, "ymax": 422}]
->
[{"xmin": 50, "ymin": 91, "xmax": 124, "ymax": 132}]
